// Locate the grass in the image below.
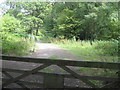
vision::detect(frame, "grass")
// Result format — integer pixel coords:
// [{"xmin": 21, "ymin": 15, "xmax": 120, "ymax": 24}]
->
[{"xmin": 53, "ymin": 39, "xmax": 118, "ymax": 62}]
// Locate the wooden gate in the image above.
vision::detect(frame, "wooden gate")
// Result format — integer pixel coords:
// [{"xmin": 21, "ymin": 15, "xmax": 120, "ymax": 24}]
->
[{"xmin": 2, "ymin": 55, "xmax": 120, "ymax": 88}]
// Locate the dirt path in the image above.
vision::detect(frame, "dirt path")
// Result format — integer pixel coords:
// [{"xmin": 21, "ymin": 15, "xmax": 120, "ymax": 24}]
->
[{"xmin": 26, "ymin": 42, "xmax": 82, "ymax": 60}]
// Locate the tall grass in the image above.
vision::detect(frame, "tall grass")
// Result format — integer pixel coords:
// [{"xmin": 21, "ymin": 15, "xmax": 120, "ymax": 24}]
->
[
  {"xmin": 52, "ymin": 39, "xmax": 118, "ymax": 62},
  {"xmin": 94, "ymin": 40, "xmax": 118, "ymax": 56}
]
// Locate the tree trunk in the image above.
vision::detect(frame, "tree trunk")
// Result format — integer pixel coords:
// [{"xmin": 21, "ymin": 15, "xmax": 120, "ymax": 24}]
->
[{"xmin": 36, "ymin": 28, "xmax": 39, "ymax": 36}]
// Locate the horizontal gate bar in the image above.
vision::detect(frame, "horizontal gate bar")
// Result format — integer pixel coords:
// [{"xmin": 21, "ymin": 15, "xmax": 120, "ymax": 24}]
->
[{"xmin": 2, "ymin": 55, "xmax": 120, "ymax": 69}]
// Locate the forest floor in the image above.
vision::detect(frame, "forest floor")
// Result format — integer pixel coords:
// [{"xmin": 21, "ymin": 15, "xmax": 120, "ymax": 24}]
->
[{"xmin": 3, "ymin": 42, "xmax": 90, "ymax": 88}]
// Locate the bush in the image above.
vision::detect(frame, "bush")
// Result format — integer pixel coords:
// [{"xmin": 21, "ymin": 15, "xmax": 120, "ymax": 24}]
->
[
  {"xmin": 1, "ymin": 14, "xmax": 22, "ymax": 33},
  {"xmin": 94, "ymin": 40, "xmax": 118, "ymax": 56},
  {"xmin": 1, "ymin": 32, "xmax": 35, "ymax": 56}
]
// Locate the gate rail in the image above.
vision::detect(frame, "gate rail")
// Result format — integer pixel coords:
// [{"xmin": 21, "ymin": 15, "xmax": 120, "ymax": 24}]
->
[{"xmin": 2, "ymin": 55, "xmax": 120, "ymax": 88}]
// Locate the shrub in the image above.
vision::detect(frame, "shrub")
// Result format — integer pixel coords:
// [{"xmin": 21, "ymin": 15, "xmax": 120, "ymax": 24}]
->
[
  {"xmin": 94, "ymin": 40, "xmax": 118, "ymax": 56},
  {"xmin": 1, "ymin": 14, "xmax": 22, "ymax": 33},
  {"xmin": 1, "ymin": 32, "xmax": 35, "ymax": 56}
]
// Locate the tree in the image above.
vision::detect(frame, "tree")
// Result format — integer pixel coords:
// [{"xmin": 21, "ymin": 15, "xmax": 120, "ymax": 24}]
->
[
  {"xmin": 5, "ymin": 2, "xmax": 46, "ymax": 35},
  {"xmin": 1, "ymin": 14, "xmax": 21, "ymax": 33},
  {"xmin": 2, "ymin": 2, "xmax": 119, "ymax": 41}
]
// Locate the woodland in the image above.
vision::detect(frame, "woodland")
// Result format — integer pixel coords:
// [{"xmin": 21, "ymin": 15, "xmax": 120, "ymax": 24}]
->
[{"xmin": 0, "ymin": 2, "xmax": 119, "ymax": 61}]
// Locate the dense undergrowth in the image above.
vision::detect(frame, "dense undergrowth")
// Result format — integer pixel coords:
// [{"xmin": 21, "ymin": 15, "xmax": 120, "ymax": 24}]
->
[
  {"xmin": 60, "ymin": 40, "xmax": 118, "ymax": 62},
  {"xmin": 0, "ymin": 14, "xmax": 35, "ymax": 56},
  {"xmin": 1, "ymin": 32, "xmax": 35, "ymax": 56}
]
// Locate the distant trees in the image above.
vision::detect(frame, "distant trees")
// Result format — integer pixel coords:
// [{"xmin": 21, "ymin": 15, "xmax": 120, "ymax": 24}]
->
[
  {"xmin": 44, "ymin": 2, "xmax": 119, "ymax": 40},
  {"xmin": 1, "ymin": 2, "xmax": 119, "ymax": 41},
  {"xmin": 4, "ymin": 2, "xmax": 47, "ymax": 35}
]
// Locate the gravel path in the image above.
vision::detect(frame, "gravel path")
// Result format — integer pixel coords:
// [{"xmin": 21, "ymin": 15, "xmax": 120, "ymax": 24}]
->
[{"xmin": 2, "ymin": 42, "xmax": 89, "ymax": 88}]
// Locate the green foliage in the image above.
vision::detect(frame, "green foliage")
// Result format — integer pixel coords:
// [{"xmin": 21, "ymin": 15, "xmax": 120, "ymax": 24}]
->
[
  {"xmin": 5, "ymin": 2, "xmax": 46, "ymax": 35},
  {"xmin": 0, "ymin": 14, "xmax": 35, "ymax": 56},
  {"xmin": 1, "ymin": 32, "xmax": 35, "ymax": 56},
  {"xmin": 53, "ymin": 39, "xmax": 118, "ymax": 62},
  {"xmin": 0, "ymin": 9, "xmax": 36, "ymax": 56},
  {"xmin": 3, "ymin": 2, "xmax": 119, "ymax": 41},
  {"xmin": 1, "ymin": 2, "xmax": 119, "ymax": 56},
  {"xmin": 43, "ymin": 2, "xmax": 119, "ymax": 40},
  {"xmin": 94, "ymin": 40, "xmax": 118, "ymax": 56},
  {"xmin": 1, "ymin": 14, "xmax": 22, "ymax": 33}
]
